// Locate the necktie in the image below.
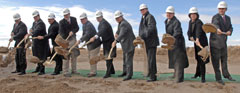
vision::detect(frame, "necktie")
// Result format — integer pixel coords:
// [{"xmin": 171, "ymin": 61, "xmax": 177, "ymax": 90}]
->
[{"xmin": 223, "ymin": 16, "xmax": 226, "ymax": 24}]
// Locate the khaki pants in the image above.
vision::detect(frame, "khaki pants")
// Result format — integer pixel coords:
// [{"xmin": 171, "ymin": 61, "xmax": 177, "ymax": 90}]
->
[
  {"xmin": 63, "ymin": 56, "xmax": 77, "ymax": 74},
  {"xmin": 63, "ymin": 37, "xmax": 80, "ymax": 74},
  {"xmin": 88, "ymin": 46, "xmax": 100, "ymax": 74}
]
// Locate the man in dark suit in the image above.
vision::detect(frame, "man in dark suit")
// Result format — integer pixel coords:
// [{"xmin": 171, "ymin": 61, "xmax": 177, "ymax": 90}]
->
[
  {"xmin": 112, "ymin": 11, "xmax": 136, "ymax": 81},
  {"xmin": 10, "ymin": 13, "xmax": 28, "ymax": 75},
  {"xmin": 27, "ymin": 10, "xmax": 51, "ymax": 75},
  {"xmin": 37, "ymin": 13, "xmax": 63, "ymax": 75},
  {"xmin": 210, "ymin": 1, "xmax": 235, "ymax": 85},
  {"xmin": 139, "ymin": 4, "xmax": 159, "ymax": 82},
  {"xmin": 89, "ymin": 11, "xmax": 116, "ymax": 78},
  {"xmin": 165, "ymin": 6, "xmax": 189, "ymax": 83},
  {"xmin": 59, "ymin": 8, "xmax": 80, "ymax": 77},
  {"xmin": 77, "ymin": 12, "xmax": 101, "ymax": 77}
]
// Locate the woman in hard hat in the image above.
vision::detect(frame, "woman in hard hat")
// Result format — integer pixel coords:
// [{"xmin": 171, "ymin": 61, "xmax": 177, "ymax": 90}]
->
[
  {"xmin": 164, "ymin": 6, "xmax": 189, "ymax": 83},
  {"xmin": 187, "ymin": 7, "xmax": 209, "ymax": 83}
]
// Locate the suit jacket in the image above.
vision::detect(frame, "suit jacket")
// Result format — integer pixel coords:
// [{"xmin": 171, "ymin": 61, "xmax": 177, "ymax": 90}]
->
[
  {"xmin": 165, "ymin": 16, "xmax": 189, "ymax": 69},
  {"xmin": 139, "ymin": 11, "xmax": 159, "ymax": 48},
  {"xmin": 44, "ymin": 21, "xmax": 59, "ymax": 46},
  {"xmin": 31, "ymin": 19, "xmax": 51, "ymax": 60},
  {"xmin": 58, "ymin": 17, "xmax": 79, "ymax": 39},
  {"xmin": 210, "ymin": 14, "xmax": 233, "ymax": 49},
  {"xmin": 187, "ymin": 19, "xmax": 209, "ymax": 62},
  {"xmin": 116, "ymin": 19, "xmax": 136, "ymax": 53},
  {"xmin": 96, "ymin": 18, "xmax": 116, "ymax": 57},
  {"xmin": 12, "ymin": 21, "xmax": 28, "ymax": 47},
  {"xmin": 80, "ymin": 21, "xmax": 101, "ymax": 51}
]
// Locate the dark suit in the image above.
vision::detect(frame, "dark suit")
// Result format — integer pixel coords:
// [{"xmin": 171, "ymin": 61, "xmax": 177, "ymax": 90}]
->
[
  {"xmin": 80, "ymin": 21, "xmax": 101, "ymax": 50},
  {"xmin": 97, "ymin": 18, "xmax": 116, "ymax": 76},
  {"xmin": 165, "ymin": 16, "xmax": 189, "ymax": 82},
  {"xmin": 44, "ymin": 21, "xmax": 63, "ymax": 74},
  {"xmin": 116, "ymin": 19, "xmax": 136, "ymax": 78},
  {"xmin": 31, "ymin": 19, "xmax": 51, "ymax": 73},
  {"xmin": 12, "ymin": 21, "xmax": 27, "ymax": 73},
  {"xmin": 187, "ymin": 18, "xmax": 209, "ymax": 80},
  {"xmin": 210, "ymin": 13, "xmax": 233, "ymax": 81},
  {"xmin": 59, "ymin": 16, "xmax": 80, "ymax": 74},
  {"xmin": 139, "ymin": 11, "xmax": 159, "ymax": 80}
]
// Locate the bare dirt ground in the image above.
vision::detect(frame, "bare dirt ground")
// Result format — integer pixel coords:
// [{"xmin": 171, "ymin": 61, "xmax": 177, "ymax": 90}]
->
[{"xmin": 0, "ymin": 46, "xmax": 240, "ymax": 93}]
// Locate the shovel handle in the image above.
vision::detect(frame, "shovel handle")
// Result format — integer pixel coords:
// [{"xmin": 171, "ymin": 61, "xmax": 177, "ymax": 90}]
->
[
  {"xmin": 49, "ymin": 52, "xmax": 57, "ymax": 63},
  {"xmin": 69, "ymin": 42, "xmax": 79, "ymax": 53},
  {"xmin": 193, "ymin": 40, "xmax": 203, "ymax": 49},
  {"xmin": 66, "ymin": 35, "xmax": 71, "ymax": 41},
  {"xmin": 79, "ymin": 41, "xmax": 91, "ymax": 49},
  {"xmin": 16, "ymin": 38, "xmax": 25, "ymax": 48},
  {"xmin": 7, "ymin": 41, "xmax": 11, "ymax": 49},
  {"xmin": 107, "ymin": 46, "xmax": 114, "ymax": 59}
]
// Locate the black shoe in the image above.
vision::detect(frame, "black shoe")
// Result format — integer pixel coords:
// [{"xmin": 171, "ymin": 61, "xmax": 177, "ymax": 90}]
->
[
  {"xmin": 38, "ymin": 72, "xmax": 45, "ymax": 75},
  {"xmin": 51, "ymin": 72, "xmax": 60, "ymax": 75},
  {"xmin": 18, "ymin": 72, "xmax": 26, "ymax": 75},
  {"xmin": 123, "ymin": 77, "xmax": 132, "ymax": 81},
  {"xmin": 201, "ymin": 79, "xmax": 206, "ymax": 83},
  {"xmin": 32, "ymin": 71, "xmax": 39, "ymax": 73},
  {"xmin": 147, "ymin": 79, "xmax": 156, "ymax": 82},
  {"xmin": 176, "ymin": 80, "xmax": 184, "ymax": 83},
  {"xmin": 118, "ymin": 73, "xmax": 126, "ymax": 77},
  {"xmin": 111, "ymin": 72, "xmax": 115, "ymax": 74},
  {"xmin": 226, "ymin": 77, "xmax": 236, "ymax": 81},
  {"xmin": 217, "ymin": 80, "xmax": 225, "ymax": 85},
  {"xmin": 12, "ymin": 71, "xmax": 19, "ymax": 73},
  {"xmin": 103, "ymin": 75, "xmax": 111, "ymax": 78},
  {"xmin": 191, "ymin": 75, "xmax": 200, "ymax": 79}
]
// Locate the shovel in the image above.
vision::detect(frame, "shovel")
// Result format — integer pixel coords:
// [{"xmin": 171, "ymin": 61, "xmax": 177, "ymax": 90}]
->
[
  {"xmin": 44, "ymin": 35, "xmax": 71, "ymax": 66},
  {"xmin": 193, "ymin": 40, "xmax": 210, "ymax": 62},
  {"xmin": 133, "ymin": 37, "xmax": 148, "ymax": 77},
  {"xmin": 105, "ymin": 46, "xmax": 115, "ymax": 60}
]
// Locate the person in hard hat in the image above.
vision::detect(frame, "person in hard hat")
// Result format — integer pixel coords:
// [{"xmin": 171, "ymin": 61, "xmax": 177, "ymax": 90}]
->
[
  {"xmin": 138, "ymin": 4, "xmax": 159, "ymax": 82},
  {"xmin": 187, "ymin": 7, "xmax": 209, "ymax": 83},
  {"xmin": 37, "ymin": 13, "xmax": 63, "ymax": 75},
  {"xmin": 27, "ymin": 10, "xmax": 51, "ymax": 75},
  {"xmin": 165, "ymin": 6, "xmax": 189, "ymax": 83},
  {"xmin": 112, "ymin": 10, "xmax": 136, "ymax": 81},
  {"xmin": 58, "ymin": 8, "xmax": 80, "ymax": 77},
  {"xmin": 89, "ymin": 10, "xmax": 116, "ymax": 78},
  {"xmin": 9, "ymin": 13, "xmax": 28, "ymax": 75},
  {"xmin": 76, "ymin": 12, "xmax": 101, "ymax": 77},
  {"xmin": 210, "ymin": 1, "xmax": 235, "ymax": 85}
]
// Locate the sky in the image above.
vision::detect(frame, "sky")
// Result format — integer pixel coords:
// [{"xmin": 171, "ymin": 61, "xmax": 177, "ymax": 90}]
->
[{"xmin": 0, "ymin": 0, "xmax": 240, "ymax": 47}]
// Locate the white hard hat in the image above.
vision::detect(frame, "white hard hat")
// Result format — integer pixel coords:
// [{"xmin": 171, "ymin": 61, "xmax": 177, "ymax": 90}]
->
[
  {"xmin": 32, "ymin": 10, "xmax": 39, "ymax": 17},
  {"xmin": 139, "ymin": 4, "xmax": 148, "ymax": 10},
  {"xmin": 166, "ymin": 6, "xmax": 175, "ymax": 13},
  {"xmin": 114, "ymin": 10, "xmax": 123, "ymax": 19},
  {"xmin": 189, "ymin": 7, "xmax": 198, "ymax": 14},
  {"xmin": 48, "ymin": 13, "xmax": 55, "ymax": 19},
  {"xmin": 79, "ymin": 12, "xmax": 87, "ymax": 19},
  {"xmin": 63, "ymin": 8, "xmax": 70, "ymax": 15},
  {"xmin": 217, "ymin": 1, "xmax": 227, "ymax": 8},
  {"xmin": 95, "ymin": 10, "xmax": 103, "ymax": 18},
  {"xmin": 13, "ymin": 13, "xmax": 21, "ymax": 20}
]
